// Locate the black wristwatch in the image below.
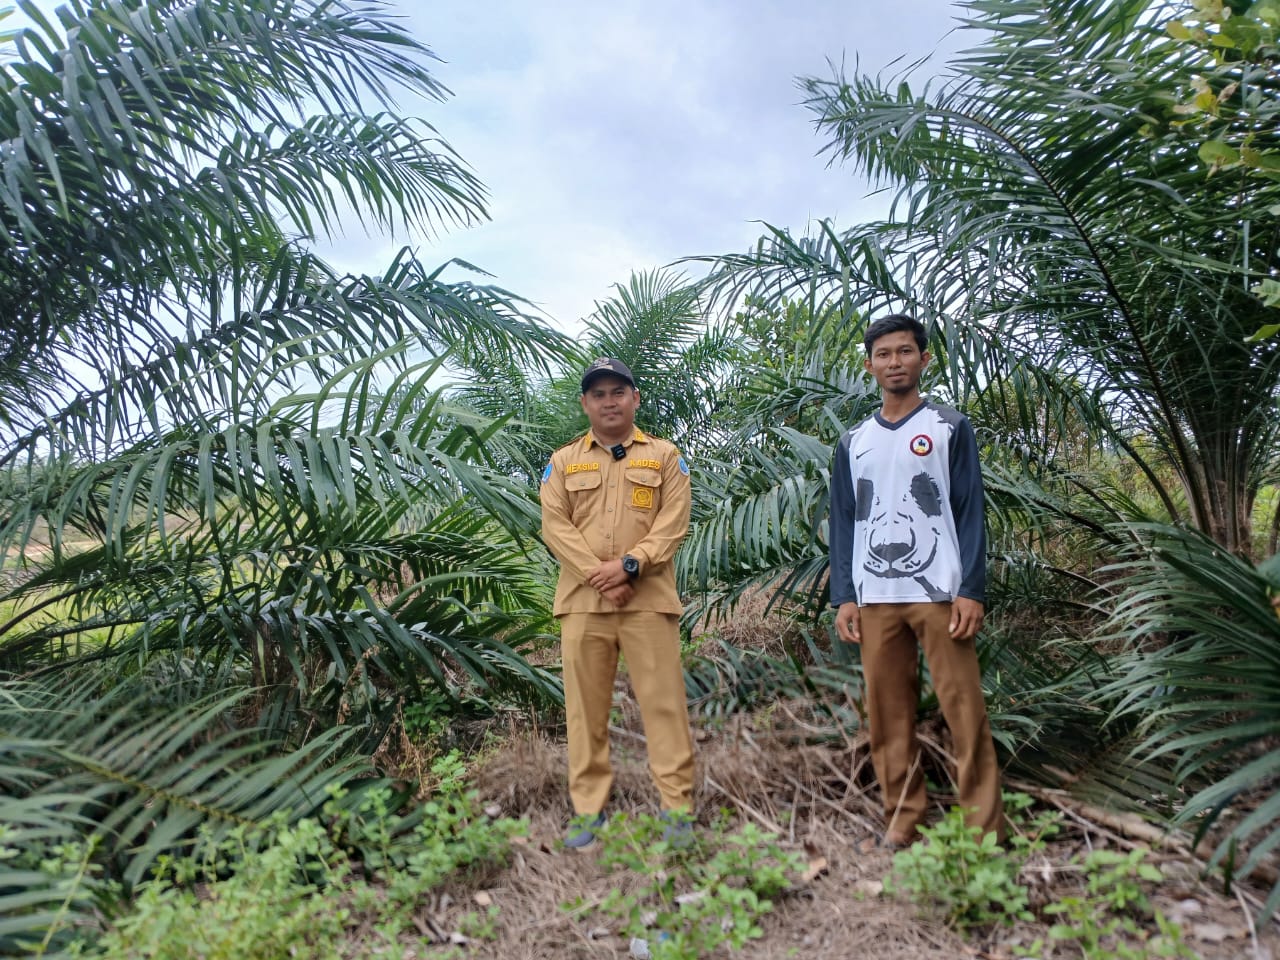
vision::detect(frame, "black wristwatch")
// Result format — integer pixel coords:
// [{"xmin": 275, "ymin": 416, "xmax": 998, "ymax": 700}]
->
[{"xmin": 622, "ymin": 555, "xmax": 640, "ymax": 580}]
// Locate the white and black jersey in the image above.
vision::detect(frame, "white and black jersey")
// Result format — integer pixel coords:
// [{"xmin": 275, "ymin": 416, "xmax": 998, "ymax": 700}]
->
[{"xmin": 828, "ymin": 400, "xmax": 986, "ymax": 607}]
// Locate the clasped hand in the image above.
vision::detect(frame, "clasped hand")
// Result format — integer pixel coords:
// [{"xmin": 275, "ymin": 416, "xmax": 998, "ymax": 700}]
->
[{"xmin": 587, "ymin": 558, "xmax": 633, "ymax": 608}]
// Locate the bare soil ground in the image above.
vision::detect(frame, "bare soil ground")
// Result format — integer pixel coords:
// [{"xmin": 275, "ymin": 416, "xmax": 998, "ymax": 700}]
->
[{"xmin": 411, "ymin": 688, "xmax": 1280, "ymax": 960}]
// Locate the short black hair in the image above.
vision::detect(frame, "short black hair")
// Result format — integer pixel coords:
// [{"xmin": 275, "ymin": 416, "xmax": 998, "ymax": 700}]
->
[{"xmin": 864, "ymin": 313, "xmax": 927, "ymax": 353}]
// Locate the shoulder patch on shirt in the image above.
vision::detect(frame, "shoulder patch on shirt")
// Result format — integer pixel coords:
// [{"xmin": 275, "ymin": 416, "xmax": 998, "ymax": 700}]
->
[
  {"xmin": 678, "ymin": 456, "xmax": 689, "ymax": 475},
  {"xmin": 540, "ymin": 462, "xmax": 553, "ymax": 483},
  {"xmin": 910, "ymin": 434, "xmax": 933, "ymax": 457}
]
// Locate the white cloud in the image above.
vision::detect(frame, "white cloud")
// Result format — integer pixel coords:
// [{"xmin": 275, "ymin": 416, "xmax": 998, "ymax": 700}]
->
[
  {"xmin": 16, "ymin": 0, "xmax": 968, "ymax": 328},
  {"xmin": 351, "ymin": 0, "xmax": 966, "ymax": 328}
]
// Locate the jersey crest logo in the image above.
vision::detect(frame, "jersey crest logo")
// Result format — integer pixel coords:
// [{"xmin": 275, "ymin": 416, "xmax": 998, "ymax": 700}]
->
[
  {"xmin": 910, "ymin": 434, "xmax": 933, "ymax": 457},
  {"xmin": 631, "ymin": 487, "xmax": 654, "ymax": 509}
]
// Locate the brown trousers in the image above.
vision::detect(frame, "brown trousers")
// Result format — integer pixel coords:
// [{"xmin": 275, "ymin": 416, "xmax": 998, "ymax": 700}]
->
[
  {"xmin": 860, "ymin": 602, "xmax": 1004, "ymax": 841},
  {"xmin": 560, "ymin": 611, "xmax": 695, "ymax": 815}
]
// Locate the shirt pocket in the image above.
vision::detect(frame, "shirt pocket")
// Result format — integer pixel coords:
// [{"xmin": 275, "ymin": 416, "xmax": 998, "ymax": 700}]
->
[
  {"xmin": 623, "ymin": 467, "xmax": 662, "ymax": 513},
  {"xmin": 563, "ymin": 469, "xmax": 602, "ymax": 525},
  {"xmin": 565, "ymin": 471, "xmax": 603, "ymax": 492}
]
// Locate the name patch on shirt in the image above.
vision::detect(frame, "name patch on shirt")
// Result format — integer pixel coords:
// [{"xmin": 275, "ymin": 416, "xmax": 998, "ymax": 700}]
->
[
  {"xmin": 629, "ymin": 458, "xmax": 661, "ymax": 470},
  {"xmin": 565, "ymin": 462, "xmax": 601, "ymax": 475},
  {"xmin": 631, "ymin": 487, "xmax": 654, "ymax": 509}
]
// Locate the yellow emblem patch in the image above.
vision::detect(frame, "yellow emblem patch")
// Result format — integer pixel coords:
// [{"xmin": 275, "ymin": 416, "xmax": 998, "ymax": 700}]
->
[
  {"xmin": 565, "ymin": 462, "xmax": 601, "ymax": 475},
  {"xmin": 629, "ymin": 458, "xmax": 662, "ymax": 470},
  {"xmin": 631, "ymin": 487, "xmax": 654, "ymax": 509}
]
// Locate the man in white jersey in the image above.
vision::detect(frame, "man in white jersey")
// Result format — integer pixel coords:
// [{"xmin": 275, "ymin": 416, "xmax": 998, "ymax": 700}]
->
[{"xmin": 829, "ymin": 314, "xmax": 1004, "ymax": 847}]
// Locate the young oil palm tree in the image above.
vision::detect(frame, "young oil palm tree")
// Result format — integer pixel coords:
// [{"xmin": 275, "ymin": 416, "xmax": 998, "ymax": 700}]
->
[
  {"xmin": 448, "ymin": 267, "xmax": 742, "ymax": 488},
  {"xmin": 0, "ymin": 0, "xmax": 566, "ymax": 947},
  {"xmin": 799, "ymin": 0, "xmax": 1280, "ymax": 557},
  {"xmin": 687, "ymin": 0, "xmax": 1280, "ymax": 916}
]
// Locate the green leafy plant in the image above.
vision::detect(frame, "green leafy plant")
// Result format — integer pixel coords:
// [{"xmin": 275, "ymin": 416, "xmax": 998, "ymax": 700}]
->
[
  {"xmin": 74, "ymin": 752, "xmax": 523, "ymax": 959},
  {"xmin": 1035, "ymin": 848, "xmax": 1197, "ymax": 959},
  {"xmin": 404, "ymin": 691, "xmax": 456, "ymax": 744},
  {"xmin": 0, "ymin": 830, "xmax": 114, "ymax": 959},
  {"xmin": 325, "ymin": 751, "xmax": 525, "ymax": 891},
  {"xmin": 457, "ymin": 905, "xmax": 501, "ymax": 942},
  {"xmin": 885, "ymin": 794, "xmax": 1059, "ymax": 932},
  {"xmin": 0, "ymin": 0, "xmax": 565, "ymax": 944},
  {"xmin": 569, "ymin": 812, "xmax": 804, "ymax": 960},
  {"xmin": 87, "ymin": 818, "xmax": 350, "ymax": 960}
]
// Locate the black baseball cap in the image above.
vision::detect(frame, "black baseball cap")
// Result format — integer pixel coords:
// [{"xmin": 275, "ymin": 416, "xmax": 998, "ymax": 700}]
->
[{"xmin": 580, "ymin": 357, "xmax": 636, "ymax": 392}]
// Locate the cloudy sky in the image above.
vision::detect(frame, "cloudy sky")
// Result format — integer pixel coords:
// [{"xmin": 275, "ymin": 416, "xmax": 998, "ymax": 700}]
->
[
  {"xmin": 316, "ymin": 1, "xmax": 970, "ymax": 330},
  {"xmin": 15, "ymin": 0, "xmax": 970, "ymax": 329}
]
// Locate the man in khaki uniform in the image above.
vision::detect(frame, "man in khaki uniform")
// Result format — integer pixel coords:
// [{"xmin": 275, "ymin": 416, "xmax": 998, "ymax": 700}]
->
[{"xmin": 539, "ymin": 357, "xmax": 695, "ymax": 848}]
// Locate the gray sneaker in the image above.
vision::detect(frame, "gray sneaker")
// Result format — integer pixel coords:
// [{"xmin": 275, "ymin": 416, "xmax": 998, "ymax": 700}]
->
[
  {"xmin": 564, "ymin": 813, "xmax": 605, "ymax": 850},
  {"xmin": 659, "ymin": 810, "xmax": 694, "ymax": 850}
]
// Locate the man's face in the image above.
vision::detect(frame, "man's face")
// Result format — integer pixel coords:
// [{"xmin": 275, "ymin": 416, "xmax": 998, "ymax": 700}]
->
[
  {"xmin": 865, "ymin": 330, "xmax": 929, "ymax": 396},
  {"xmin": 580, "ymin": 375, "xmax": 640, "ymax": 436}
]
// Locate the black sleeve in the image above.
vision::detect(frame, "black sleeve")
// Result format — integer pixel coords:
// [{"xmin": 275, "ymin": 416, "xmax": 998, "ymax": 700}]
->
[
  {"xmin": 948, "ymin": 416, "xmax": 987, "ymax": 603},
  {"xmin": 828, "ymin": 432, "xmax": 858, "ymax": 607}
]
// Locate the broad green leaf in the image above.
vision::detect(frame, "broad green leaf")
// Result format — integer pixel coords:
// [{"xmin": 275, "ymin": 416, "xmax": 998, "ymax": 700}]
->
[
  {"xmin": 1198, "ymin": 139, "xmax": 1240, "ymax": 165},
  {"xmin": 1246, "ymin": 321, "xmax": 1280, "ymax": 339},
  {"xmin": 1250, "ymin": 279, "xmax": 1280, "ymax": 312}
]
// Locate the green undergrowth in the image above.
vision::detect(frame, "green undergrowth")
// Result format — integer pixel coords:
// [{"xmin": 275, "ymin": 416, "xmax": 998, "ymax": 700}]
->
[
  {"xmin": 885, "ymin": 794, "xmax": 1196, "ymax": 958},
  {"xmin": 57, "ymin": 752, "xmax": 524, "ymax": 960},
  {"xmin": 1034, "ymin": 848, "xmax": 1197, "ymax": 959},
  {"xmin": 565, "ymin": 811, "xmax": 806, "ymax": 960}
]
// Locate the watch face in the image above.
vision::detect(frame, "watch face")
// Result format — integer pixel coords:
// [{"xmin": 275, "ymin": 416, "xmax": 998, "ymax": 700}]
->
[{"xmin": 623, "ymin": 556, "xmax": 639, "ymax": 575}]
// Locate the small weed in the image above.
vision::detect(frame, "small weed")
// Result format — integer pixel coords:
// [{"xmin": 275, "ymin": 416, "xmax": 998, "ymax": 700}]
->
[
  {"xmin": 885, "ymin": 794, "xmax": 1058, "ymax": 931},
  {"xmin": 3, "ymin": 831, "xmax": 114, "ymax": 958},
  {"xmin": 1034, "ymin": 848, "xmax": 1197, "ymax": 959},
  {"xmin": 884, "ymin": 794, "xmax": 1198, "ymax": 958},
  {"xmin": 457, "ymin": 904, "xmax": 501, "ymax": 941},
  {"xmin": 571, "ymin": 811, "xmax": 805, "ymax": 960},
  {"xmin": 403, "ymin": 691, "xmax": 454, "ymax": 744}
]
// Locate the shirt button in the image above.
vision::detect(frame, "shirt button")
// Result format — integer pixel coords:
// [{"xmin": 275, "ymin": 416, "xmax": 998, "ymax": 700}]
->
[{"xmin": 607, "ymin": 507, "xmax": 613, "ymax": 513}]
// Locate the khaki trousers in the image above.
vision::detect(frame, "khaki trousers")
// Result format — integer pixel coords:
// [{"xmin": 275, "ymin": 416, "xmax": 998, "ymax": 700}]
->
[
  {"xmin": 860, "ymin": 602, "xmax": 1004, "ymax": 841},
  {"xmin": 560, "ymin": 611, "xmax": 695, "ymax": 815}
]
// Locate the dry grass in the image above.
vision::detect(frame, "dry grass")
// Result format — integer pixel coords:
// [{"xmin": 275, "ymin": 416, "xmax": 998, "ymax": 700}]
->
[
  {"xmin": 401, "ymin": 686, "xmax": 1280, "ymax": 960},
  {"xmin": 688, "ymin": 588, "xmax": 815, "ymax": 662},
  {"xmin": 362, "ymin": 594, "xmax": 1280, "ymax": 958}
]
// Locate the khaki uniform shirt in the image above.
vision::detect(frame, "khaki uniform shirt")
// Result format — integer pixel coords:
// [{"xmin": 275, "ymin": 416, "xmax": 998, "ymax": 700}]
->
[{"xmin": 540, "ymin": 429, "xmax": 691, "ymax": 616}]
